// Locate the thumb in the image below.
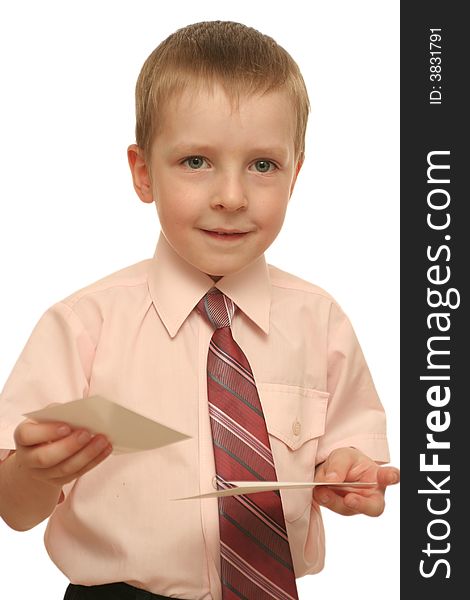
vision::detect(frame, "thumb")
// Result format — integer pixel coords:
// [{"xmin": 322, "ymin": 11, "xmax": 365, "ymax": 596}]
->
[{"xmin": 377, "ymin": 466, "xmax": 400, "ymax": 488}]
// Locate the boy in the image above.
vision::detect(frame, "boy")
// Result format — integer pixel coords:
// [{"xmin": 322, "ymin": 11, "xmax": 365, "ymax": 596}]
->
[{"xmin": 0, "ymin": 20, "xmax": 399, "ymax": 600}]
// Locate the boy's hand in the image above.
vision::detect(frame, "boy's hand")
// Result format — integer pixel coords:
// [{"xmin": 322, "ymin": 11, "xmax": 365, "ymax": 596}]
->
[
  {"xmin": 313, "ymin": 447, "xmax": 399, "ymax": 517},
  {"xmin": 12, "ymin": 419, "xmax": 113, "ymax": 489}
]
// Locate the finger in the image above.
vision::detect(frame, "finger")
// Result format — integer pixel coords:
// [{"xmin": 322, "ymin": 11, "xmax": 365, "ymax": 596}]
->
[
  {"xmin": 376, "ymin": 466, "xmax": 400, "ymax": 488},
  {"xmin": 342, "ymin": 492, "xmax": 385, "ymax": 517},
  {"xmin": 46, "ymin": 436, "xmax": 113, "ymax": 483},
  {"xmin": 314, "ymin": 461, "xmax": 327, "ymax": 481},
  {"xmin": 14, "ymin": 420, "xmax": 73, "ymax": 448},
  {"xmin": 318, "ymin": 449, "xmax": 358, "ymax": 483},
  {"xmin": 27, "ymin": 429, "xmax": 97, "ymax": 469},
  {"xmin": 312, "ymin": 485, "xmax": 327, "ymax": 504},
  {"xmin": 314, "ymin": 488, "xmax": 357, "ymax": 516},
  {"xmin": 315, "ymin": 487, "xmax": 385, "ymax": 517},
  {"xmin": 70, "ymin": 444, "xmax": 113, "ymax": 481}
]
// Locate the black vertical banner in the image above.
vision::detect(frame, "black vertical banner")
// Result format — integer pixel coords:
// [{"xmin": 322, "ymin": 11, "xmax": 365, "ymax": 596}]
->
[{"xmin": 401, "ymin": 2, "xmax": 466, "ymax": 597}]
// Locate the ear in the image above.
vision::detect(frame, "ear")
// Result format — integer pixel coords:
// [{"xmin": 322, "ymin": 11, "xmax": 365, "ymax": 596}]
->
[
  {"xmin": 127, "ymin": 144, "xmax": 154, "ymax": 204},
  {"xmin": 289, "ymin": 156, "xmax": 304, "ymax": 199}
]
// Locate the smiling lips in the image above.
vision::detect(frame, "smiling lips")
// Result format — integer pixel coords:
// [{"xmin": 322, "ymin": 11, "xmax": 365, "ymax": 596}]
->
[{"xmin": 201, "ymin": 228, "xmax": 251, "ymax": 240}]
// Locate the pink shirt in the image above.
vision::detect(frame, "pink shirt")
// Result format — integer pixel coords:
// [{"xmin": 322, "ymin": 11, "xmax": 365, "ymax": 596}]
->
[{"xmin": 0, "ymin": 233, "xmax": 389, "ymax": 599}]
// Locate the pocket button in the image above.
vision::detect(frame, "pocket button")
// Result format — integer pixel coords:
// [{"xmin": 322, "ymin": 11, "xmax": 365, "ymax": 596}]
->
[{"xmin": 292, "ymin": 420, "xmax": 301, "ymax": 436}]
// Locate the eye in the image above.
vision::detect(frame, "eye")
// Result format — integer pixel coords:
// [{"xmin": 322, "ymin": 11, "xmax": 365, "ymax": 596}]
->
[
  {"xmin": 183, "ymin": 156, "xmax": 207, "ymax": 170},
  {"xmin": 252, "ymin": 160, "xmax": 277, "ymax": 173}
]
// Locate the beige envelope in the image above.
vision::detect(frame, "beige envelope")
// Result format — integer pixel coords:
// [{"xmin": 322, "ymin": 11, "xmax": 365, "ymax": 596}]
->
[
  {"xmin": 173, "ymin": 480, "xmax": 377, "ymax": 500},
  {"xmin": 24, "ymin": 395, "xmax": 191, "ymax": 454}
]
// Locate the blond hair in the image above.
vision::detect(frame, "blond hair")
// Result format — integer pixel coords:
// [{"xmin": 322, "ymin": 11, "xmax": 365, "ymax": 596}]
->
[{"xmin": 134, "ymin": 21, "xmax": 310, "ymax": 163}]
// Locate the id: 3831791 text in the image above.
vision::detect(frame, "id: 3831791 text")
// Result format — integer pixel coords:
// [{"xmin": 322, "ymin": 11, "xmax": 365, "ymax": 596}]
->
[{"xmin": 429, "ymin": 28, "xmax": 442, "ymax": 105}]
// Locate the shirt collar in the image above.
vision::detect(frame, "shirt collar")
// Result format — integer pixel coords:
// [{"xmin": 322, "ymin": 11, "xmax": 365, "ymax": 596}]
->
[{"xmin": 148, "ymin": 233, "xmax": 271, "ymax": 338}]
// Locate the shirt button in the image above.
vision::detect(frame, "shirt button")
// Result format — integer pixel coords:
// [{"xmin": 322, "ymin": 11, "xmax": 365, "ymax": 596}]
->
[{"xmin": 292, "ymin": 420, "xmax": 301, "ymax": 436}]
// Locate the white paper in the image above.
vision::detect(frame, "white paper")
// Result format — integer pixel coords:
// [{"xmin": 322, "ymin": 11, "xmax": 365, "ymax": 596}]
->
[
  {"xmin": 24, "ymin": 396, "xmax": 191, "ymax": 454},
  {"xmin": 173, "ymin": 480, "xmax": 377, "ymax": 500}
]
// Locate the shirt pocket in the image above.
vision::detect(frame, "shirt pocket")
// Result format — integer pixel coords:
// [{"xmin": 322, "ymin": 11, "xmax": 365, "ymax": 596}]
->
[{"xmin": 257, "ymin": 383, "xmax": 329, "ymax": 523}]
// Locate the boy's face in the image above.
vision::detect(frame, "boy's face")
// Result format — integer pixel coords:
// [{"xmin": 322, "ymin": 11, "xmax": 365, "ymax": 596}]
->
[{"xmin": 128, "ymin": 84, "xmax": 302, "ymax": 279}]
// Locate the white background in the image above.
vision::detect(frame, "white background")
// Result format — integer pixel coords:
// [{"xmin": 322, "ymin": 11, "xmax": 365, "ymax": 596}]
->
[{"xmin": 0, "ymin": 1, "xmax": 400, "ymax": 598}]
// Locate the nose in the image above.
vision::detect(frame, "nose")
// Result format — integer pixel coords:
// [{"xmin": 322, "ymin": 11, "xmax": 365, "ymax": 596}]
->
[{"xmin": 210, "ymin": 170, "xmax": 247, "ymax": 211}]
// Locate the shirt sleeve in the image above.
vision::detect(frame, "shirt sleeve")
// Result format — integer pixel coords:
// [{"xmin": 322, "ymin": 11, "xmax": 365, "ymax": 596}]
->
[
  {"xmin": 0, "ymin": 302, "xmax": 95, "ymax": 451},
  {"xmin": 316, "ymin": 301, "xmax": 390, "ymax": 465}
]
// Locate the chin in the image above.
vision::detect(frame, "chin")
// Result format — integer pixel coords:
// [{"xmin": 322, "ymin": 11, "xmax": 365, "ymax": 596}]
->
[
  {"xmin": 199, "ymin": 264, "xmax": 235, "ymax": 278},
  {"xmin": 203, "ymin": 268, "xmax": 229, "ymax": 279}
]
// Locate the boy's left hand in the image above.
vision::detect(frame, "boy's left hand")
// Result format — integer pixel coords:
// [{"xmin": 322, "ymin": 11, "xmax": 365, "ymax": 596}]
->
[{"xmin": 313, "ymin": 447, "xmax": 400, "ymax": 517}]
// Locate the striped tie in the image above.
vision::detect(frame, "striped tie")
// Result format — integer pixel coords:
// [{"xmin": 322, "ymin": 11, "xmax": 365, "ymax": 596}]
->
[{"xmin": 197, "ymin": 288, "xmax": 299, "ymax": 600}]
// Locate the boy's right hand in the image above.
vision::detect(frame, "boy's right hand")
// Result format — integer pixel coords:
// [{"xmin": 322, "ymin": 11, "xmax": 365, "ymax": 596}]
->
[{"xmin": 12, "ymin": 420, "xmax": 113, "ymax": 489}]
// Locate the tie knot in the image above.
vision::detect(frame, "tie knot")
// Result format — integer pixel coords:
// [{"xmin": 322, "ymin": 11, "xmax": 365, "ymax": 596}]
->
[{"xmin": 197, "ymin": 289, "xmax": 235, "ymax": 329}]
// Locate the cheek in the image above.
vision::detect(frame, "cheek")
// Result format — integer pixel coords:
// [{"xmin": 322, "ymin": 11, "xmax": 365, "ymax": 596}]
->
[
  {"xmin": 155, "ymin": 187, "xmax": 198, "ymax": 226},
  {"xmin": 258, "ymin": 198, "xmax": 289, "ymax": 234}
]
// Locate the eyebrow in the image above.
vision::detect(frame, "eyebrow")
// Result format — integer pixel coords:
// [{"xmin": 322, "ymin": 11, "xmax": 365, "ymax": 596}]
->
[
  {"xmin": 249, "ymin": 146, "xmax": 290, "ymax": 160},
  {"xmin": 170, "ymin": 144, "xmax": 214, "ymax": 156},
  {"xmin": 170, "ymin": 143, "xmax": 290, "ymax": 160}
]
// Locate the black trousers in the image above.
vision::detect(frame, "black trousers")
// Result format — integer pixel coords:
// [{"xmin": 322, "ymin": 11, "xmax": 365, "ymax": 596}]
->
[{"xmin": 64, "ymin": 582, "xmax": 174, "ymax": 600}]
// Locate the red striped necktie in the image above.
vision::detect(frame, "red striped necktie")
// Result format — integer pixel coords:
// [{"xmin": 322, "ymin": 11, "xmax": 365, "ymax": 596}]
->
[{"xmin": 197, "ymin": 288, "xmax": 299, "ymax": 600}]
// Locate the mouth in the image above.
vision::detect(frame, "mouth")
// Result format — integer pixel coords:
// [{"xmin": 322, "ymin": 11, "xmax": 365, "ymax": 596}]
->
[{"xmin": 200, "ymin": 228, "xmax": 252, "ymax": 241}]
